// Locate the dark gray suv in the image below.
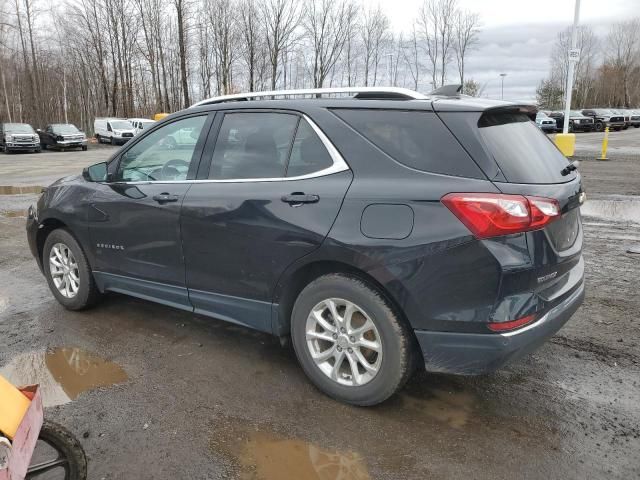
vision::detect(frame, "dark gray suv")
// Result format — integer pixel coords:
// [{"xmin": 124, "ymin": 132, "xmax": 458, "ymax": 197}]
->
[{"xmin": 27, "ymin": 87, "xmax": 585, "ymax": 405}]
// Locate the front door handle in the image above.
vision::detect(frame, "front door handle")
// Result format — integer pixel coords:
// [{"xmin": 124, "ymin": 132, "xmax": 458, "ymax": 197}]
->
[
  {"xmin": 153, "ymin": 193, "xmax": 179, "ymax": 203},
  {"xmin": 281, "ymin": 193, "xmax": 320, "ymax": 206}
]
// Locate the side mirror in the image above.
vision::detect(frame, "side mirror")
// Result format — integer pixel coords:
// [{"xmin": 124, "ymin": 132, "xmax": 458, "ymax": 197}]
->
[{"xmin": 83, "ymin": 162, "xmax": 109, "ymax": 182}]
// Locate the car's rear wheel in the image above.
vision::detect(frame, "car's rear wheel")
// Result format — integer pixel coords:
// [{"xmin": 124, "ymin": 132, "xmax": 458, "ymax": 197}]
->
[
  {"xmin": 291, "ymin": 274, "xmax": 414, "ymax": 406},
  {"xmin": 43, "ymin": 229, "xmax": 101, "ymax": 310}
]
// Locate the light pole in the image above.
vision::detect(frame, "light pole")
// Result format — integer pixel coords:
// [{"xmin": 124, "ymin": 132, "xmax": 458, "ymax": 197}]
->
[
  {"xmin": 500, "ymin": 73, "xmax": 507, "ymax": 100},
  {"xmin": 563, "ymin": 0, "xmax": 581, "ymax": 134}
]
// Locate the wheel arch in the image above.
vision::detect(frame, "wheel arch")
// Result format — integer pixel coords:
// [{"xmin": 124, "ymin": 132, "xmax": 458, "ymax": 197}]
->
[
  {"xmin": 36, "ymin": 217, "xmax": 69, "ymax": 266},
  {"xmin": 272, "ymin": 259, "xmax": 424, "ymax": 365}
]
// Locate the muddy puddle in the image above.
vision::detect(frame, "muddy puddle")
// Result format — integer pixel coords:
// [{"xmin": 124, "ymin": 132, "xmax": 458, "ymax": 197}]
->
[
  {"xmin": 211, "ymin": 425, "xmax": 370, "ymax": 480},
  {"xmin": 0, "ymin": 185, "xmax": 44, "ymax": 195},
  {"xmin": 0, "ymin": 209, "xmax": 27, "ymax": 218},
  {"xmin": 399, "ymin": 387, "xmax": 475, "ymax": 428},
  {"xmin": 582, "ymin": 197, "xmax": 640, "ymax": 223},
  {"xmin": 0, "ymin": 347, "xmax": 127, "ymax": 407}
]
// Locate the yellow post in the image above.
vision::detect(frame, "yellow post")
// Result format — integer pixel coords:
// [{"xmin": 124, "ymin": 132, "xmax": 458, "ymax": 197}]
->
[
  {"xmin": 598, "ymin": 127, "xmax": 609, "ymax": 160},
  {"xmin": 554, "ymin": 133, "xmax": 576, "ymax": 157}
]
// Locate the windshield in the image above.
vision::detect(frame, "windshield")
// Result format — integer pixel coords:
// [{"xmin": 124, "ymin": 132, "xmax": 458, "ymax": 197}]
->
[
  {"xmin": 536, "ymin": 112, "xmax": 549, "ymax": 119},
  {"xmin": 109, "ymin": 120, "xmax": 132, "ymax": 130},
  {"xmin": 570, "ymin": 111, "xmax": 584, "ymax": 116},
  {"xmin": 4, "ymin": 123, "xmax": 34, "ymax": 134},
  {"xmin": 52, "ymin": 124, "xmax": 80, "ymax": 134},
  {"xmin": 595, "ymin": 109, "xmax": 613, "ymax": 115}
]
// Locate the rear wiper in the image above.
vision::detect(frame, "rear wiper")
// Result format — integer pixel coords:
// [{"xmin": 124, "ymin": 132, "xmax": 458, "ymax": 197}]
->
[{"xmin": 561, "ymin": 161, "xmax": 579, "ymax": 176}]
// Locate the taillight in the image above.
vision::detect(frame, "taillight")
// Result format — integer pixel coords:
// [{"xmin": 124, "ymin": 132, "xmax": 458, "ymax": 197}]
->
[
  {"xmin": 441, "ymin": 193, "xmax": 560, "ymax": 239},
  {"xmin": 487, "ymin": 314, "xmax": 536, "ymax": 332}
]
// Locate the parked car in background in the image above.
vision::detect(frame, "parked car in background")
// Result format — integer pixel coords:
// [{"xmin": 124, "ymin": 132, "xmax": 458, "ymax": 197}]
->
[
  {"xmin": 581, "ymin": 109, "xmax": 625, "ymax": 131},
  {"xmin": 27, "ymin": 87, "xmax": 585, "ymax": 406},
  {"xmin": 629, "ymin": 110, "xmax": 640, "ymax": 128},
  {"xmin": 93, "ymin": 118, "xmax": 135, "ymax": 145},
  {"xmin": 548, "ymin": 111, "xmax": 594, "ymax": 132},
  {"xmin": 0, "ymin": 123, "xmax": 41, "ymax": 153},
  {"xmin": 128, "ymin": 118, "xmax": 156, "ymax": 136},
  {"xmin": 38, "ymin": 124, "xmax": 88, "ymax": 151},
  {"xmin": 535, "ymin": 111, "xmax": 557, "ymax": 133},
  {"xmin": 610, "ymin": 109, "xmax": 630, "ymax": 129}
]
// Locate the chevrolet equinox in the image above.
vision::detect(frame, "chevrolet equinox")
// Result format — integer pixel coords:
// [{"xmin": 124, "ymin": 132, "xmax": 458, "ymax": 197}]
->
[{"xmin": 27, "ymin": 86, "xmax": 585, "ymax": 405}]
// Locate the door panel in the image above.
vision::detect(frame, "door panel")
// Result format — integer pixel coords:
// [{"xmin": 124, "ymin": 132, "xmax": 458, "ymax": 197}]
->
[
  {"xmin": 87, "ymin": 114, "xmax": 211, "ymax": 305},
  {"xmin": 181, "ymin": 172, "xmax": 352, "ymax": 332}
]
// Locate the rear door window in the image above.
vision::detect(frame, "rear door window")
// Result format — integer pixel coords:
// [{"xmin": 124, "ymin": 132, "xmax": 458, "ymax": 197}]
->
[
  {"xmin": 477, "ymin": 112, "xmax": 574, "ymax": 184},
  {"xmin": 209, "ymin": 112, "xmax": 299, "ymax": 179},
  {"xmin": 331, "ymin": 109, "xmax": 484, "ymax": 178}
]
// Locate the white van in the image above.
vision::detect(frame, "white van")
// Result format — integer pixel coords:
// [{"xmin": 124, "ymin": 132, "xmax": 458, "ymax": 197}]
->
[
  {"xmin": 128, "ymin": 118, "xmax": 156, "ymax": 136},
  {"xmin": 94, "ymin": 118, "xmax": 136, "ymax": 145}
]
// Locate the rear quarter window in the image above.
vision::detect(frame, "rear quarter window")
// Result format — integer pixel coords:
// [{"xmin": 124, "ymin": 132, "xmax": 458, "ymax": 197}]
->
[{"xmin": 331, "ymin": 109, "xmax": 484, "ymax": 179}]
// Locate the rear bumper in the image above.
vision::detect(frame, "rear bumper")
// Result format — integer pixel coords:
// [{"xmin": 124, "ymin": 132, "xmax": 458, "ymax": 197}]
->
[{"xmin": 415, "ymin": 281, "xmax": 584, "ymax": 375}]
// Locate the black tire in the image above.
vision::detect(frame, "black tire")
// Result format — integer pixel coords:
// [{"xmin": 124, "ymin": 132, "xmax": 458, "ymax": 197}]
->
[
  {"xmin": 110, "ymin": 136, "xmax": 115, "ymax": 145},
  {"xmin": 95, "ymin": 134, "xmax": 101, "ymax": 143},
  {"xmin": 291, "ymin": 274, "xmax": 414, "ymax": 406},
  {"xmin": 81, "ymin": 145, "xmax": 88, "ymax": 151},
  {"xmin": 27, "ymin": 420, "xmax": 87, "ymax": 480},
  {"xmin": 595, "ymin": 122, "xmax": 604, "ymax": 132},
  {"xmin": 43, "ymin": 228, "xmax": 101, "ymax": 310},
  {"xmin": 42, "ymin": 143, "xmax": 47, "ymax": 150}
]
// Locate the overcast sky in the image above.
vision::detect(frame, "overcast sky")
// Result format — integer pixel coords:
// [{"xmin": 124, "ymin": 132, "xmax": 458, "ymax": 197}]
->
[{"xmin": 378, "ymin": 0, "xmax": 635, "ymax": 100}]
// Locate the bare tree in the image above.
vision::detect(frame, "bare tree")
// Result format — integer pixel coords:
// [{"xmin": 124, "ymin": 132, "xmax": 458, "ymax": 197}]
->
[
  {"xmin": 173, "ymin": 0, "xmax": 190, "ymax": 107},
  {"xmin": 418, "ymin": 0, "xmax": 458, "ymax": 88},
  {"xmin": 238, "ymin": 0, "xmax": 262, "ymax": 91},
  {"xmin": 402, "ymin": 23, "xmax": 421, "ymax": 90},
  {"xmin": 605, "ymin": 19, "xmax": 640, "ymax": 107},
  {"xmin": 261, "ymin": 0, "xmax": 300, "ymax": 90},
  {"xmin": 360, "ymin": 5, "xmax": 389, "ymax": 86},
  {"xmin": 303, "ymin": 0, "xmax": 356, "ymax": 88},
  {"xmin": 453, "ymin": 8, "xmax": 480, "ymax": 92}
]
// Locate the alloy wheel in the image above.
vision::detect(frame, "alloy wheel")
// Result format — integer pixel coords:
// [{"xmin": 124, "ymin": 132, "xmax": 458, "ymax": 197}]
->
[
  {"xmin": 305, "ymin": 298, "xmax": 383, "ymax": 386},
  {"xmin": 49, "ymin": 243, "xmax": 80, "ymax": 298}
]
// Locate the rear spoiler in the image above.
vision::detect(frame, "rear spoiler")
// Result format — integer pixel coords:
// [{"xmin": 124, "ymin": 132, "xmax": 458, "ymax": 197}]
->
[{"xmin": 484, "ymin": 104, "xmax": 538, "ymax": 122}]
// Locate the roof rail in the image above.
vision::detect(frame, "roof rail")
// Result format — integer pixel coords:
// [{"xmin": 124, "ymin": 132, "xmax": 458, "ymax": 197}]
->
[{"xmin": 190, "ymin": 87, "xmax": 429, "ymax": 108}]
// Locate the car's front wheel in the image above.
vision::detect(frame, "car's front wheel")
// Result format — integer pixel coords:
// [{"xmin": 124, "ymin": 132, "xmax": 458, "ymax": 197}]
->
[
  {"xmin": 43, "ymin": 229, "xmax": 101, "ymax": 310},
  {"xmin": 291, "ymin": 274, "xmax": 414, "ymax": 406}
]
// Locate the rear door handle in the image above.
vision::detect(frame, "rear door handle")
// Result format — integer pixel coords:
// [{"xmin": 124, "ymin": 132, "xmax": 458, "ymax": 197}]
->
[
  {"xmin": 281, "ymin": 193, "xmax": 320, "ymax": 205},
  {"xmin": 153, "ymin": 193, "xmax": 179, "ymax": 203}
]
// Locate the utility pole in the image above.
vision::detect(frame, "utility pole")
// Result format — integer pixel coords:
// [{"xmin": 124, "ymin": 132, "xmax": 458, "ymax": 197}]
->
[
  {"xmin": 563, "ymin": 0, "xmax": 581, "ymax": 134},
  {"xmin": 500, "ymin": 73, "xmax": 507, "ymax": 100}
]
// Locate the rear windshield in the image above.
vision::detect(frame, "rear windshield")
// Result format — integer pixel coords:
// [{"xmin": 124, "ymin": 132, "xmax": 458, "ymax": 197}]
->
[
  {"xmin": 52, "ymin": 124, "xmax": 80, "ymax": 134},
  {"xmin": 332, "ymin": 109, "xmax": 483, "ymax": 178},
  {"xmin": 477, "ymin": 112, "xmax": 573, "ymax": 184}
]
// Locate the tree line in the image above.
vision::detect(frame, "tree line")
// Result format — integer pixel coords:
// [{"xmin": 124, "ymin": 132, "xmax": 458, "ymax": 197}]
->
[
  {"xmin": 0, "ymin": 0, "xmax": 481, "ymax": 132},
  {"xmin": 537, "ymin": 18, "xmax": 640, "ymax": 110}
]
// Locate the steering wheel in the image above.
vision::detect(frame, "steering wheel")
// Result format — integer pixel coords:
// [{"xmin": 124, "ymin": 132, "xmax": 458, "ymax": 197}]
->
[{"xmin": 161, "ymin": 159, "xmax": 190, "ymax": 180}]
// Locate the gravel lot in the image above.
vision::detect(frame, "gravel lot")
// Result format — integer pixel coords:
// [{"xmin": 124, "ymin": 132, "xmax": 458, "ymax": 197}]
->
[{"xmin": 1, "ymin": 133, "xmax": 639, "ymax": 479}]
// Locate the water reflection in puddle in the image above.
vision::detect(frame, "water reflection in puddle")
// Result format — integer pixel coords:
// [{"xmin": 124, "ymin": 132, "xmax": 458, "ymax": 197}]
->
[
  {"xmin": 400, "ymin": 388, "xmax": 475, "ymax": 428},
  {"xmin": 582, "ymin": 198, "xmax": 640, "ymax": 223},
  {"xmin": 0, "ymin": 185, "xmax": 44, "ymax": 195},
  {"xmin": 212, "ymin": 428, "xmax": 370, "ymax": 480},
  {"xmin": 0, "ymin": 347, "xmax": 127, "ymax": 407}
]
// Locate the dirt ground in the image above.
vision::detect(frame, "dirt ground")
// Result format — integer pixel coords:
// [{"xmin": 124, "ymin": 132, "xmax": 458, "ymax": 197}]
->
[{"xmin": 1, "ymin": 133, "xmax": 639, "ymax": 479}]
